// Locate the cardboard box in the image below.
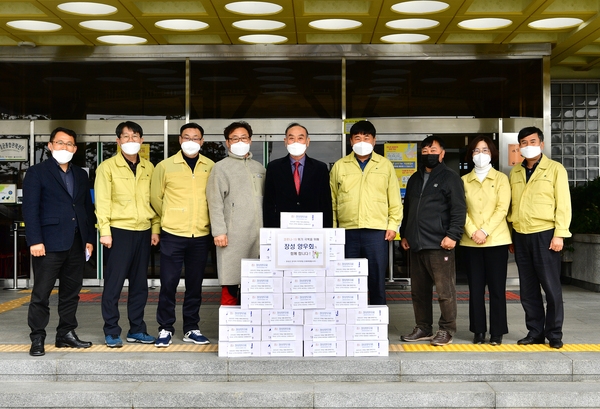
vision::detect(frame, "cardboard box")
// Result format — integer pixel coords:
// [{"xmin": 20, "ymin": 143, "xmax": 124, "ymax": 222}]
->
[
  {"xmin": 329, "ymin": 244, "xmax": 345, "ymax": 260},
  {"xmin": 280, "ymin": 212, "xmax": 323, "ymax": 229},
  {"xmin": 304, "ymin": 341, "xmax": 346, "ymax": 357},
  {"xmin": 240, "ymin": 259, "xmax": 282, "ymax": 277},
  {"xmin": 218, "ymin": 341, "xmax": 260, "ymax": 357},
  {"xmin": 345, "ymin": 325, "xmax": 388, "ymax": 341},
  {"xmin": 326, "ymin": 276, "xmax": 368, "ymax": 293},
  {"xmin": 346, "ymin": 306, "xmax": 389, "ymax": 325},
  {"xmin": 259, "ymin": 228, "xmax": 277, "ymax": 245},
  {"xmin": 241, "ymin": 277, "xmax": 283, "ymax": 293},
  {"xmin": 240, "ymin": 293, "xmax": 284, "ymax": 310},
  {"xmin": 304, "ymin": 309, "xmax": 346, "ymax": 325},
  {"xmin": 346, "ymin": 340, "xmax": 389, "ymax": 357},
  {"xmin": 283, "ymin": 276, "xmax": 326, "ymax": 293},
  {"xmin": 284, "ymin": 269, "xmax": 326, "ymax": 277},
  {"xmin": 326, "ymin": 228, "xmax": 346, "ymax": 245},
  {"xmin": 218, "ymin": 325, "xmax": 261, "ymax": 341},
  {"xmin": 303, "ymin": 324, "xmax": 346, "ymax": 342},
  {"xmin": 326, "ymin": 293, "xmax": 368, "ymax": 309},
  {"xmin": 219, "ymin": 306, "xmax": 262, "ymax": 325},
  {"xmin": 260, "ymin": 244, "xmax": 272, "ymax": 261},
  {"xmin": 261, "ymin": 309, "xmax": 304, "ymax": 325},
  {"xmin": 261, "ymin": 340, "xmax": 303, "ymax": 357},
  {"xmin": 327, "ymin": 259, "xmax": 368, "ymax": 276},
  {"xmin": 261, "ymin": 325, "xmax": 303, "ymax": 341},
  {"xmin": 284, "ymin": 293, "xmax": 327, "ymax": 309}
]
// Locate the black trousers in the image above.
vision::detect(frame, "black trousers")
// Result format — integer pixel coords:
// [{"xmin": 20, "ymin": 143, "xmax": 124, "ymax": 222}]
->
[
  {"xmin": 156, "ymin": 230, "xmax": 210, "ymax": 334},
  {"xmin": 101, "ymin": 227, "xmax": 151, "ymax": 337},
  {"xmin": 28, "ymin": 232, "xmax": 84, "ymax": 340},
  {"xmin": 463, "ymin": 245, "xmax": 509, "ymax": 336},
  {"xmin": 513, "ymin": 229, "xmax": 564, "ymax": 340}
]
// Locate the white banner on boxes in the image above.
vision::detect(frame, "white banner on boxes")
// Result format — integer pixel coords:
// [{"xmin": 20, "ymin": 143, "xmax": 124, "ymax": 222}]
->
[{"xmin": 274, "ymin": 229, "xmax": 328, "ymax": 269}]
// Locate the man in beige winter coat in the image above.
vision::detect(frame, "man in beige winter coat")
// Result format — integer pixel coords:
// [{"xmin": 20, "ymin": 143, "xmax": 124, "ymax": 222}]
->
[{"xmin": 206, "ymin": 121, "xmax": 266, "ymax": 305}]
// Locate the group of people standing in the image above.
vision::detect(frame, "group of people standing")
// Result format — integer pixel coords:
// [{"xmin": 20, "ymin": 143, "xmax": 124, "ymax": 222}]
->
[{"xmin": 22, "ymin": 120, "xmax": 570, "ymax": 356}]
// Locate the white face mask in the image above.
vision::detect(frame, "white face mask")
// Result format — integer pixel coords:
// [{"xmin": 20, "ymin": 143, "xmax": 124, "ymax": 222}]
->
[
  {"xmin": 230, "ymin": 141, "xmax": 250, "ymax": 157},
  {"xmin": 472, "ymin": 153, "xmax": 491, "ymax": 168},
  {"xmin": 52, "ymin": 149, "xmax": 74, "ymax": 165},
  {"xmin": 520, "ymin": 145, "xmax": 542, "ymax": 159},
  {"xmin": 120, "ymin": 142, "xmax": 141, "ymax": 156},
  {"xmin": 287, "ymin": 142, "xmax": 307, "ymax": 157},
  {"xmin": 181, "ymin": 140, "xmax": 201, "ymax": 156},
  {"xmin": 352, "ymin": 141, "xmax": 374, "ymax": 156}
]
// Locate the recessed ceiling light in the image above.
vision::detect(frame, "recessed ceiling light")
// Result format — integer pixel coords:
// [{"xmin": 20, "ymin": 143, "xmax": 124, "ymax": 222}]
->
[
  {"xmin": 97, "ymin": 35, "xmax": 147, "ymax": 45},
  {"xmin": 155, "ymin": 19, "xmax": 209, "ymax": 31},
  {"xmin": 386, "ymin": 18, "xmax": 439, "ymax": 30},
  {"xmin": 458, "ymin": 18, "xmax": 512, "ymax": 30},
  {"xmin": 391, "ymin": 1, "xmax": 449, "ymax": 14},
  {"xmin": 309, "ymin": 19, "xmax": 362, "ymax": 31},
  {"xmin": 380, "ymin": 33, "xmax": 429, "ymax": 43},
  {"xmin": 57, "ymin": 2, "xmax": 117, "ymax": 16},
  {"xmin": 232, "ymin": 20, "xmax": 285, "ymax": 31},
  {"xmin": 79, "ymin": 20, "xmax": 132, "ymax": 31},
  {"xmin": 7, "ymin": 20, "xmax": 62, "ymax": 32},
  {"xmin": 529, "ymin": 17, "xmax": 583, "ymax": 30},
  {"xmin": 239, "ymin": 34, "xmax": 287, "ymax": 44},
  {"xmin": 225, "ymin": 1, "xmax": 283, "ymax": 16}
]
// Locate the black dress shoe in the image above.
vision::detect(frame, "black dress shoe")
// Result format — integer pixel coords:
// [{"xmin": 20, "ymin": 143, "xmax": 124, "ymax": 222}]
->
[
  {"xmin": 55, "ymin": 330, "xmax": 92, "ymax": 348},
  {"xmin": 489, "ymin": 335, "xmax": 503, "ymax": 345},
  {"xmin": 473, "ymin": 333, "xmax": 485, "ymax": 344},
  {"xmin": 517, "ymin": 335, "xmax": 545, "ymax": 345},
  {"xmin": 29, "ymin": 337, "xmax": 45, "ymax": 357},
  {"xmin": 549, "ymin": 338, "xmax": 564, "ymax": 349}
]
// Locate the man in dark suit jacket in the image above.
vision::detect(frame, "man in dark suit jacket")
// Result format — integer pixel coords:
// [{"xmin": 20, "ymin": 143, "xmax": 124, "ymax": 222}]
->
[
  {"xmin": 263, "ymin": 123, "xmax": 333, "ymax": 228},
  {"xmin": 22, "ymin": 127, "xmax": 96, "ymax": 357}
]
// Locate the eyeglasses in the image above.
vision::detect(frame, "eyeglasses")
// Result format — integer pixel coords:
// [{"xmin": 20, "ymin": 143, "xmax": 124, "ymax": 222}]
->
[
  {"xmin": 229, "ymin": 136, "xmax": 250, "ymax": 143},
  {"xmin": 473, "ymin": 148, "xmax": 490, "ymax": 154},
  {"xmin": 120, "ymin": 133, "xmax": 141, "ymax": 141},
  {"xmin": 53, "ymin": 140, "xmax": 76, "ymax": 148},
  {"xmin": 181, "ymin": 136, "xmax": 202, "ymax": 142}
]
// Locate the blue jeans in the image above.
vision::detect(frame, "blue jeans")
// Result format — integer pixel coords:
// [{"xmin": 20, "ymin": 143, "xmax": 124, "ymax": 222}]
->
[
  {"xmin": 156, "ymin": 230, "xmax": 210, "ymax": 334},
  {"xmin": 344, "ymin": 229, "xmax": 388, "ymax": 305}
]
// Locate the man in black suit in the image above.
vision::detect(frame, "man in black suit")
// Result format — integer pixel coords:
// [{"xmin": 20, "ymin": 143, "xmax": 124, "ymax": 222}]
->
[
  {"xmin": 22, "ymin": 127, "xmax": 96, "ymax": 356},
  {"xmin": 263, "ymin": 123, "xmax": 333, "ymax": 228}
]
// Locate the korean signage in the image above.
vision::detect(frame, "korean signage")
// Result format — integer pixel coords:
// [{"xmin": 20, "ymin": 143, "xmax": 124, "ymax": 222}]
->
[
  {"xmin": 384, "ymin": 142, "xmax": 418, "ymax": 199},
  {"xmin": 0, "ymin": 139, "xmax": 28, "ymax": 161},
  {"xmin": 274, "ymin": 229, "xmax": 328, "ymax": 269}
]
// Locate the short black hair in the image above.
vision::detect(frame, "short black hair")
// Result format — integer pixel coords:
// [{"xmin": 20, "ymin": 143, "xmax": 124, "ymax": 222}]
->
[
  {"xmin": 421, "ymin": 135, "xmax": 446, "ymax": 151},
  {"xmin": 49, "ymin": 127, "xmax": 77, "ymax": 143},
  {"xmin": 517, "ymin": 126, "xmax": 544, "ymax": 142},
  {"xmin": 465, "ymin": 135, "xmax": 498, "ymax": 163},
  {"xmin": 224, "ymin": 121, "xmax": 253, "ymax": 140},
  {"xmin": 116, "ymin": 121, "xmax": 143, "ymax": 138},
  {"xmin": 180, "ymin": 122, "xmax": 204, "ymax": 137},
  {"xmin": 285, "ymin": 122, "xmax": 309, "ymax": 137},
  {"xmin": 349, "ymin": 120, "xmax": 376, "ymax": 137}
]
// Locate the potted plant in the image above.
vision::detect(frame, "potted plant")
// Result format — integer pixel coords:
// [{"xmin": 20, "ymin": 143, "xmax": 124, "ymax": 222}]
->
[{"xmin": 569, "ymin": 177, "xmax": 600, "ymax": 291}]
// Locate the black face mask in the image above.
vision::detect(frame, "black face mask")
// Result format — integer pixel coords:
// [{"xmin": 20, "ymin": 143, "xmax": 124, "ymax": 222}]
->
[{"xmin": 421, "ymin": 154, "xmax": 440, "ymax": 169}]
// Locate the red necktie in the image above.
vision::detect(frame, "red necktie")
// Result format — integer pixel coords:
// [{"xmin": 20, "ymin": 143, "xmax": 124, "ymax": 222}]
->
[{"xmin": 293, "ymin": 161, "xmax": 300, "ymax": 195}]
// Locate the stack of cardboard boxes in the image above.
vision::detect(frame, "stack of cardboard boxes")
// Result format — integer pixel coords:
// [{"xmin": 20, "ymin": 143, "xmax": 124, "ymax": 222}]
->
[{"xmin": 218, "ymin": 213, "xmax": 389, "ymax": 357}]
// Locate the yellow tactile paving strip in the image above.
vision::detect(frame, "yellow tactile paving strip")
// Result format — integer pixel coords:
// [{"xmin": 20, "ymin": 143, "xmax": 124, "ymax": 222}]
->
[
  {"xmin": 0, "ymin": 344, "xmax": 218, "ymax": 353},
  {"xmin": 400, "ymin": 344, "xmax": 600, "ymax": 352}
]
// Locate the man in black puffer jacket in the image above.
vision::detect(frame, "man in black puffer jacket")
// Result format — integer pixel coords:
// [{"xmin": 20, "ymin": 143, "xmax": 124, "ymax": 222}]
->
[{"xmin": 400, "ymin": 135, "xmax": 466, "ymax": 346}]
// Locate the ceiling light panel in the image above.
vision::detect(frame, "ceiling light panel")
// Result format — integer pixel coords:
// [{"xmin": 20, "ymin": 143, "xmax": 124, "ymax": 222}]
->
[
  {"xmin": 79, "ymin": 20, "xmax": 133, "ymax": 31},
  {"xmin": 308, "ymin": 19, "xmax": 362, "ymax": 31},
  {"xmin": 238, "ymin": 33, "xmax": 288, "ymax": 43},
  {"xmin": 458, "ymin": 18, "xmax": 512, "ymax": 30},
  {"xmin": 97, "ymin": 34, "xmax": 148, "ymax": 44},
  {"xmin": 224, "ymin": 1, "xmax": 283, "ymax": 16},
  {"xmin": 529, "ymin": 18, "xmax": 583, "ymax": 30},
  {"xmin": 57, "ymin": 2, "xmax": 117, "ymax": 16},
  {"xmin": 155, "ymin": 19, "xmax": 209, "ymax": 31},
  {"xmin": 6, "ymin": 20, "xmax": 62, "ymax": 32},
  {"xmin": 386, "ymin": 18, "xmax": 439, "ymax": 30},
  {"xmin": 391, "ymin": 1, "xmax": 450, "ymax": 15},
  {"xmin": 232, "ymin": 19, "xmax": 286, "ymax": 31}
]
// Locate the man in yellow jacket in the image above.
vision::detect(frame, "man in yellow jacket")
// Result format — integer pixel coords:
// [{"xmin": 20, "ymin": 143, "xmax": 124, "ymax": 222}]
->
[
  {"xmin": 95, "ymin": 121, "xmax": 160, "ymax": 347},
  {"xmin": 150, "ymin": 122, "xmax": 215, "ymax": 347},
  {"xmin": 330, "ymin": 120, "xmax": 402, "ymax": 305},
  {"xmin": 508, "ymin": 126, "xmax": 572, "ymax": 349}
]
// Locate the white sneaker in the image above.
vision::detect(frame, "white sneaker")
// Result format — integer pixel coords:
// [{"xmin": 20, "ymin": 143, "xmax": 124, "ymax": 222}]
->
[{"xmin": 155, "ymin": 329, "xmax": 172, "ymax": 347}]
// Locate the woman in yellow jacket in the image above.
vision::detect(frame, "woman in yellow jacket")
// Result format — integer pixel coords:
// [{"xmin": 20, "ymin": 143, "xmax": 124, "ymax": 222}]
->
[{"xmin": 461, "ymin": 136, "xmax": 512, "ymax": 345}]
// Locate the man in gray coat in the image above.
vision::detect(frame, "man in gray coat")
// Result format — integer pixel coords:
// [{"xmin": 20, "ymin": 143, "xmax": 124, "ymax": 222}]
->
[{"xmin": 206, "ymin": 121, "xmax": 266, "ymax": 305}]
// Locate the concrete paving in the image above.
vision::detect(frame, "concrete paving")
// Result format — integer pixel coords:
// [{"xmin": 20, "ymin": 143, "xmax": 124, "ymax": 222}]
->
[{"xmin": 1, "ymin": 277, "xmax": 600, "ymax": 408}]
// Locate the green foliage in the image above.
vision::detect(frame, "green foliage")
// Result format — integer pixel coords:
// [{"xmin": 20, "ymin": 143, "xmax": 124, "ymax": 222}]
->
[{"xmin": 570, "ymin": 177, "xmax": 600, "ymax": 234}]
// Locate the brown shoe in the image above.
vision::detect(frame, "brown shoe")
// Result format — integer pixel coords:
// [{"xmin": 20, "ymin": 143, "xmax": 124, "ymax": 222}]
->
[
  {"xmin": 430, "ymin": 330, "xmax": 453, "ymax": 346},
  {"xmin": 401, "ymin": 327, "xmax": 434, "ymax": 342}
]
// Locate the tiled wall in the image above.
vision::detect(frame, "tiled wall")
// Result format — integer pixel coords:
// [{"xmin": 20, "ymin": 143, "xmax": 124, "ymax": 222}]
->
[{"xmin": 551, "ymin": 82, "xmax": 600, "ymax": 185}]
